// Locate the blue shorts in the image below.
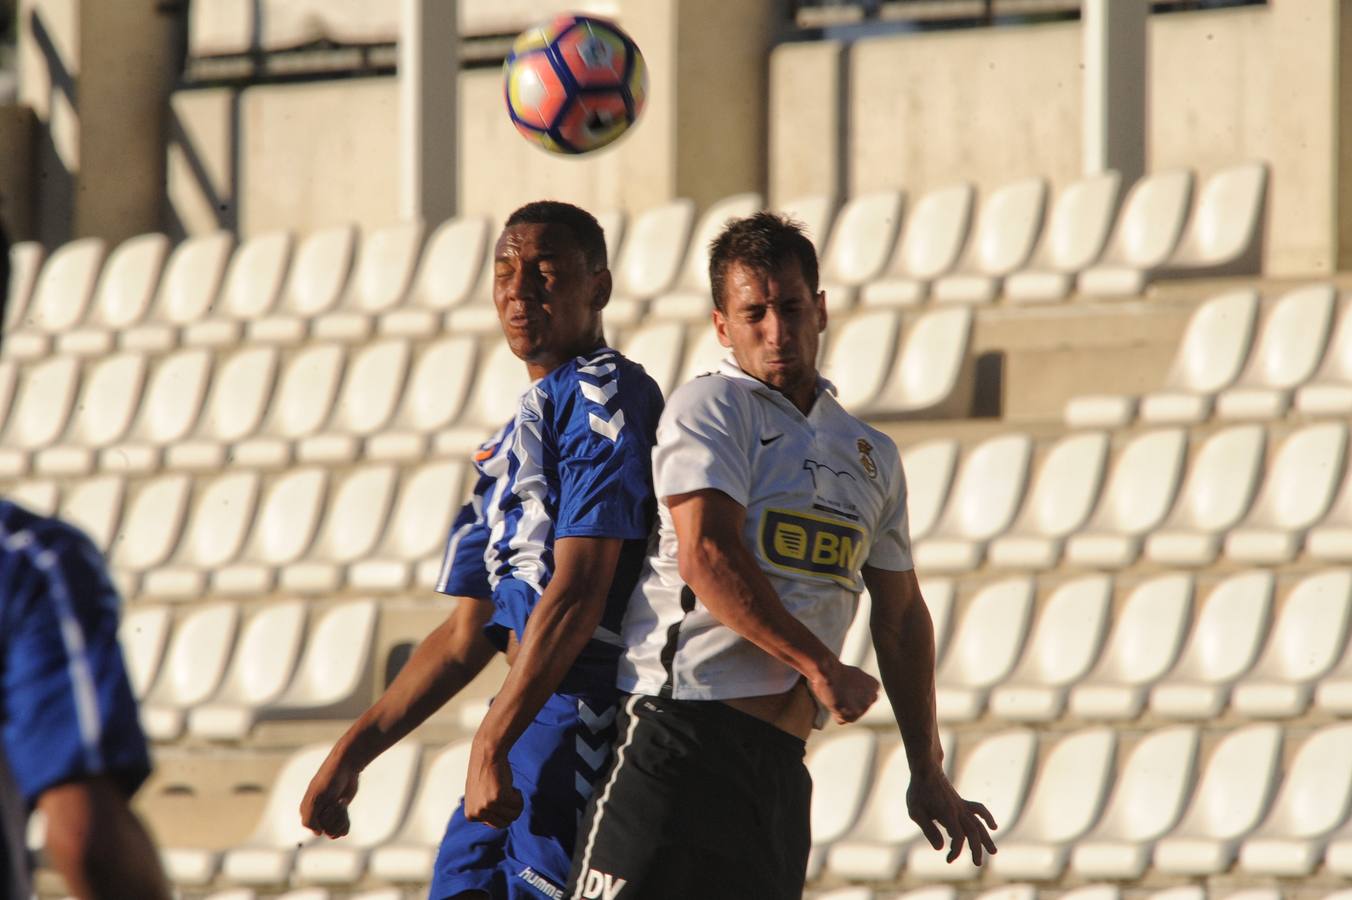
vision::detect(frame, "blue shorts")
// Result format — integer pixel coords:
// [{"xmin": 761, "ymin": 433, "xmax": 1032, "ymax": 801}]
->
[
  {"xmin": 430, "ymin": 689, "xmax": 619, "ymax": 900},
  {"xmin": 1, "ymin": 532, "xmax": 151, "ymax": 807}
]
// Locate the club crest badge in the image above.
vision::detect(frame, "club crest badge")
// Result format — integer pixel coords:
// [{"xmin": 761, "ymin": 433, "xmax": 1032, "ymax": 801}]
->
[{"xmin": 857, "ymin": 438, "xmax": 878, "ymax": 479}]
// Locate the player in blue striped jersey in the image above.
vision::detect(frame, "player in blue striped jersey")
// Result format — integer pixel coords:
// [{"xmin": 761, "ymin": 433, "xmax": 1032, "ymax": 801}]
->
[
  {"xmin": 0, "ymin": 501, "xmax": 171, "ymax": 900},
  {"xmin": 302, "ymin": 201, "xmax": 663, "ymax": 900}
]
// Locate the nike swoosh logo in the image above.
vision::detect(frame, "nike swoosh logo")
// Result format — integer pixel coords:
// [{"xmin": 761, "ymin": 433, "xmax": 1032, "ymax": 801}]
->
[{"xmin": 760, "ymin": 434, "xmax": 783, "ymax": 446}]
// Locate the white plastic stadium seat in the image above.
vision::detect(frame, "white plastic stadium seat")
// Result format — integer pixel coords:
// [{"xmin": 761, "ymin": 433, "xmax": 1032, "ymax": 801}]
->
[
  {"xmin": 606, "ymin": 199, "xmax": 696, "ymax": 324},
  {"xmin": 1066, "ymin": 288, "xmax": 1259, "ymax": 428},
  {"xmin": 98, "ymin": 348, "xmax": 213, "ymax": 474},
  {"xmin": 1224, "ymin": 422, "xmax": 1349, "ymax": 563},
  {"xmin": 1149, "ymin": 570, "xmax": 1273, "ymax": 719},
  {"xmin": 349, "ymin": 460, "xmax": 465, "ymax": 592},
  {"xmin": 1069, "ymin": 573, "xmax": 1194, "ymax": 720},
  {"xmin": 295, "ymin": 339, "xmax": 410, "ymax": 463},
  {"xmin": 858, "ymin": 579, "xmax": 956, "ymax": 726},
  {"xmin": 934, "ymin": 578, "xmax": 1035, "ymax": 722},
  {"xmin": 777, "ymin": 193, "xmax": 838, "ymax": 250},
  {"xmin": 379, "ymin": 216, "xmax": 490, "ymax": 338},
  {"xmin": 620, "ymin": 321, "xmax": 688, "ymax": 398},
  {"xmin": 988, "ymin": 728, "xmax": 1117, "ymax": 880},
  {"xmin": 0, "ymin": 356, "xmax": 83, "ymax": 477},
  {"xmin": 647, "ymin": 192, "xmax": 762, "ymax": 320},
  {"xmin": 1325, "ymin": 802, "xmax": 1352, "ymax": 875},
  {"xmin": 364, "ymin": 335, "xmax": 477, "ymax": 462},
  {"xmin": 932, "ymin": 177, "xmax": 1047, "ymax": 305},
  {"xmin": 1005, "ymin": 171, "xmax": 1121, "ymax": 304},
  {"xmin": 820, "ymin": 308, "xmax": 902, "ymax": 413},
  {"xmin": 1062, "ymin": 429, "xmax": 1188, "ymax": 568},
  {"xmin": 141, "ymin": 602, "xmax": 241, "ymax": 741},
  {"xmin": 914, "ymin": 434, "xmax": 1033, "ymax": 572},
  {"xmin": 118, "ymin": 605, "xmax": 173, "ymax": 699},
  {"xmin": 313, "ymin": 220, "xmax": 425, "ymax": 342},
  {"xmin": 1070, "ymin": 725, "xmax": 1201, "ymax": 879},
  {"xmin": 181, "ymin": 230, "xmax": 293, "ymax": 347},
  {"xmin": 806, "ymin": 729, "xmax": 877, "ymax": 865},
  {"xmin": 823, "ymin": 733, "xmax": 955, "ymax": 881},
  {"xmin": 1308, "ymin": 467, "xmax": 1352, "ymax": 562},
  {"xmin": 4, "ymin": 477, "xmax": 59, "ymax": 517},
  {"xmin": 1142, "ymin": 424, "xmax": 1267, "ymax": 566},
  {"xmin": 968, "ymin": 887, "xmax": 1037, "ymax": 900},
  {"xmin": 817, "ymin": 190, "xmax": 906, "ymax": 313},
  {"xmin": 905, "ymin": 730, "xmax": 1038, "ymax": 880},
  {"xmin": 107, "ymin": 473, "xmax": 192, "ymax": 582},
  {"xmin": 140, "ymin": 470, "xmax": 261, "ymax": 600},
  {"xmin": 32, "ymin": 353, "xmax": 148, "ymax": 476},
  {"xmin": 1295, "ymin": 294, "xmax": 1352, "ymax": 416},
  {"xmin": 433, "ymin": 337, "xmax": 532, "ymax": 456},
  {"xmin": 188, "ymin": 600, "xmax": 308, "ymax": 740},
  {"xmin": 1238, "ymin": 723, "xmax": 1352, "ymax": 875},
  {"xmin": 987, "ymin": 432, "xmax": 1110, "ymax": 570},
  {"xmin": 861, "ymin": 183, "xmax": 974, "ymax": 307},
  {"xmin": 675, "ymin": 322, "xmax": 727, "ymax": 387},
  {"xmin": 281, "ymin": 464, "xmax": 398, "ymax": 593},
  {"xmin": 861, "ymin": 308, "xmax": 974, "ymax": 419},
  {"xmin": 898, "ymin": 439, "xmax": 961, "ymax": 543},
  {"xmin": 369, "ymin": 739, "xmax": 472, "ymax": 881},
  {"xmin": 1, "ymin": 237, "xmax": 105, "ymax": 360},
  {"xmin": 56, "ymin": 233, "xmax": 171, "ymax": 357},
  {"xmin": 248, "ymin": 224, "xmax": 357, "ymax": 344},
  {"xmin": 230, "ymin": 343, "xmax": 347, "ymax": 468},
  {"xmin": 988, "ymin": 575, "xmax": 1112, "ymax": 722},
  {"xmin": 1214, "ymin": 284, "xmax": 1337, "ymax": 420},
  {"xmin": 120, "ymin": 231, "xmax": 234, "ymax": 352},
  {"xmin": 1230, "ymin": 570, "xmax": 1352, "ymax": 718},
  {"xmin": 59, "ymin": 475, "xmax": 124, "ymax": 552},
  {"xmin": 1160, "ymin": 161, "xmax": 1268, "ymax": 279},
  {"xmin": 213, "ymin": 468, "xmax": 329, "ymax": 596},
  {"xmin": 254, "ymin": 599, "xmax": 379, "ymax": 723},
  {"xmin": 3, "ymin": 240, "xmax": 44, "ymax": 336},
  {"xmin": 1152, "ymin": 723, "xmax": 1284, "ymax": 875},
  {"xmin": 1078, "ymin": 169, "xmax": 1194, "ymax": 297},
  {"xmin": 162, "ymin": 346, "xmax": 278, "ymax": 471}
]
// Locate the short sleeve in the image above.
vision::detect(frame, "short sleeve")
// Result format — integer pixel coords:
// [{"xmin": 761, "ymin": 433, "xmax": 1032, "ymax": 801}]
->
[
  {"xmin": 652, "ymin": 375, "xmax": 755, "ymax": 507},
  {"xmin": 866, "ymin": 447, "xmax": 914, "ymax": 572},
  {"xmin": 434, "ymin": 487, "xmax": 493, "ymax": 599}
]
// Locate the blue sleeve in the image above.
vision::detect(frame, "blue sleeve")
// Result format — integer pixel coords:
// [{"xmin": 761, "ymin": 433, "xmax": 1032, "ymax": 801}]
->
[
  {"xmin": 434, "ymin": 497, "xmax": 493, "ymax": 599},
  {"xmin": 555, "ymin": 363, "xmax": 661, "ymax": 540}
]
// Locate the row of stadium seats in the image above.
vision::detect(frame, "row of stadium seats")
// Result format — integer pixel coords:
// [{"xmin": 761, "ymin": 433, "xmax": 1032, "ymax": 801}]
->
[
  {"xmin": 150, "ymin": 719, "xmax": 1352, "ymax": 889},
  {"xmin": 813, "ymin": 888, "xmax": 1352, "ymax": 900},
  {"xmin": 1067, "ymin": 285, "xmax": 1352, "ymax": 425},
  {"xmin": 1, "ymin": 162, "xmax": 1265, "ymax": 366},
  {"xmin": 0, "ymin": 305, "xmax": 975, "ymax": 478}
]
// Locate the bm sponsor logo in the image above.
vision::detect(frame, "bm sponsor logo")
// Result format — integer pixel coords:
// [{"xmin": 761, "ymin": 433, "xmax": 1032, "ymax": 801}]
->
[{"xmin": 760, "ymin": 508, "xmax": 868, "ymax": 586}]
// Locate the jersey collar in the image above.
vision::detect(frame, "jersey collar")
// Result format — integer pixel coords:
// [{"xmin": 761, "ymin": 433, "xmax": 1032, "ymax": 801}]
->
[{"xmin": 716, "ymin": 356, "xmax": 839, "ymax": 416}]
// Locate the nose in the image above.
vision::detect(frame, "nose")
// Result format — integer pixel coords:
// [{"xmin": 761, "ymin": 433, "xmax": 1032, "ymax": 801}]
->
[{"xmin": 763, "ymin": 308, "xmax": 792, "ymax": 351}]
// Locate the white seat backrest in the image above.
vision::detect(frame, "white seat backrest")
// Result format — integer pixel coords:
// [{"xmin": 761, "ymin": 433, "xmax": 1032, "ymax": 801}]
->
[
  {"xmin": 937, "ymin": 433, "xmax": 1033, "ymax": 538},
  {"xmin": 940, "ymin": 578, "xmax": 1034, "ymax": 686},
  {"xmin": 5, "ymin": 356, "xmax": 80, "ymax": 447},
  {"xmin": 822, "ymin": 308, "xmax": 902, "ymax": 412},
  {"xmin": 1313, "ymin": 294, "xmax": 1352, "ymax": 382},
  {"xmin": 226, "ymin": 600, "xmax": 307, "ymax": 704},
  {"xmin": 248, "ymin": 744, "xmax": 334, "ymax": 846},
  {"xmin": 595, "ymin": 209, "xmax": 626, "ymax": 265},
  {"xmin": 1175, "ymin": 571, "xmax": 1274, "ymax": 680},
  {"xmin": 1190, "ymin": 162, "xmax": 1268, "ymax": 259},
  {"xmin": 822, "ymin": 190, "xmax": 905, "ymax": 284},
  {"xmin": 411, "ymin": 216, "xmax": 490, "ymax": 311},
  {"xmin": 1260, "ymin": 723, "xmax": 1352, "ymax": 834},
  {"xmin": 965, "ymin": 177, "xmax": 1046, "ymax": 274},
  {"xmin": 1245, "ymin": 422, "xmax": 1348, "ymax": 529},
  {"xmin": 0, "ymin": 360, "xmax": 14, "ymax": 424},
  {"xmin": 675, "ymin": 192, "xmax": 762, "ymax": 293},
  {"xmin": 1259, "ymin": 570, "xmax": 1352, "ymax": 680},
  {"xmin": 881, "ymin": 307, "xmax": 972, "ymax": 410},
  {"xmin": 280, "ymin": 224, "xmax": 356, "ymax": 316},
  {"xmin": 152, "ymin": 231, "xmax": 234, "ymax": 325},
  {"xmin": 1040, "ymin": 171, "xmax": 1121, "ymax": 270},
  {"xmin": 953, "ymin": 729, "xmax": 1037, "ymax": 828},
  {"xmin": 118, "ymin": 605, "xmax": 173, "ymax": 698},
  {"xmin": 1013, "ymin": 728, "xmax": 1116, "ymax": 841},
  {"xmin": 251, "ymin": 468, "xmax": 328, "ymax": 564},
  {"xmin": 290, "ymin": 600, "xmax": 378, "ymax": 700},
  {"xmin": 806, "ymin": 729, "xmax": 876, "ymax": 842},
  {"xmin": 155, "ymin": 602, "xmax": 240, "ymax": 704},
  {"xmin": 400, "ymin": 739, "xmax": 473, "ymax": 842},
  {"xmin": 318, "ymin": 465, "xmax": 398, "ymax": 562},
  {"xmin": 129, "ymin": 348, "xmax": 212, "ymax": 444},
  {"xmin": 895, "ymin": 183, "xmax": 974, "ymax": 279},
  {"xmin": 86, "ymin": 233, "xmax": 171, "ymax": 329},
  {"xmin": 677, "ymin": 323, "xmax": 727, "ymax": 386},
  {"xmin": 1092, "ymin": 573, "xmax": 1194, "ymax": 683},
  {"xmin": 470, "ymin": 340, "xmax": 531, "ymax": 429},
  {"xmin": 615, "ymin": 200, "xmax": 696, "ymax": 298},
  {"xmin": 777, "ymin": 194, "xmax": 836, "ymax": 248},
  {"xmin": 4, "ymin": 241, "xmax": 45, "ymax": 332},
  {"xmin": 347, "ymin": 220, "xmax": 424, "ymax": 313},
  {"xmin": 1109, "ymin": 169, "xmax": 1194, "ymax": 266},
  {"xmin": 185, "ymin": 471, "xmax": 261, "ymax": 567},
  {"xmin": 331, "ymin": 339, "xmax": 410, "ymax": 434},
  {"xmin": 1093, "ymin": 725, "xmax": 1200, "ymax": 840},
  {"xmin": 901, "ymin": 439, "xmax": 960, "ymax": 541},
  {"xmin": 395, "ymin": 335, "xmax": 476, "ymax": 431},
  {"xmin": 1240, "ymin": 284, "xmax": 1337, "ymax": 388},
  {"xmin": 24, "ymin": 237, "xmax": 106, "ymax": 332},
  {"xmin": 383, "ymin": 461, "xmax": 464, "ymax": 558},
  {"xmin": 217, "ymin": 230, "xmax": 293, "ymax": 320},
  {"xmin": 1019, "ymin": 575, "xmax": 1112, "ymax": 684},
  {"xmin": 111, "ymin": 474, "xmax": 191, "ymax": 571},
  {"xmin": 1174, "ymin": 723, "xmax": 1282, "ymax": 836},
  {"xmin": 1165, "ymin": 288, "xmax": 1259, "ymax": 393},
  {"xmin": 1014, "ymin": 431, "xmax": 1109, "ymax": 535},
  {"xmin": 269, "ymin": 344, "xmax": 346, "ymax": 438},
  {"xmin": 343, "ymin": 741, "xmax": 421, "ymax": 846},
  {"xmin": 973, "ymin": 887, "xmax": 1037, "ymax": 900},
  {"xmin": 1089, "ymin": 429, "xmax": 1187, "ymax": 532},
  {"xmin": 197, "ymin": 346, "xmax": 276, "ymax": 442},
  {"xmin": 922, "ymin": 578, "xmax": 957, "ymax": 654},
  {"xmin": 621, "ymin": 321, "xmax": 688, "ymax": 398},
  {"xmin": 1168, "ymin": 424, "xmax": 1266, "ymax": 530},
  {"xmin": 68, "ymin": 354, "xmax": 147, "ymax": 446},
  {"xmin": 60, "ymin": 476, "xmax": 123, "ymax": 550},
  {"xmin": 1061, "ymin": 887, "xmax": 1120, "ymax": 900}
]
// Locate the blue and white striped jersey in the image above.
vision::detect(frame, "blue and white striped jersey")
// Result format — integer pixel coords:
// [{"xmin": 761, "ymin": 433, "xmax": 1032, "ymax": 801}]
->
[{"xmin": 435, "ymin": 346, "xmax": 664, "ymax": 695}]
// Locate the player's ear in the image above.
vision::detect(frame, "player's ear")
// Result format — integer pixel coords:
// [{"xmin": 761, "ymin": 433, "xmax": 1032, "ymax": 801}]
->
[
  {"xmin": 816, "ymin": 289, "xmax": 828, "ymax": 333},
  {"xmin": 713, "ymin": 307, "xmax": 733, "ymax": 348},
  {"xmin": 591, "ymin": 268, "xmax": 612, "ymax": 311}
]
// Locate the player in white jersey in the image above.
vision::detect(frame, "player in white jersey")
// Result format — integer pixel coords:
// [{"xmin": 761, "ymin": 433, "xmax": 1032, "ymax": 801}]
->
[{"xmin": 565, "ymin": 212, "xmax": 996, "ymax": 899}]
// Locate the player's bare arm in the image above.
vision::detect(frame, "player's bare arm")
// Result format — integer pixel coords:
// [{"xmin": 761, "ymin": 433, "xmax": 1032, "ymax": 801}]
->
[
  {"xmin": 38, "ymin": 775, "xmax": 172, "ymax": 900},
  {"xmin": 863, "ymin": 565, "xmax": 998, "ymax": 866},
  {"xmin": 301, "ymin": 594, "xmax": 498, "ymax": 838},
  {"xmin": 668, "ymin": 488, "xmax": 879, "ymax": 732},
  {"xmin": 464, "ymin": 535, "xmax": 623, "ymax": 828}
]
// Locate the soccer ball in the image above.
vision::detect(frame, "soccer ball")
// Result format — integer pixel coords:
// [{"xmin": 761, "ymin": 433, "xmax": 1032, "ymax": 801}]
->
[{"xmin": 503, "ymin": 14, "xmax": 647, "ymax": 155}]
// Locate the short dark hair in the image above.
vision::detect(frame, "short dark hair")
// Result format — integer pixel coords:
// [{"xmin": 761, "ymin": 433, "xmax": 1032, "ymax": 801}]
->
[
  {"xmin": 504, "ymin": 200, "xmax": 608, "ymax": 271},
  {"xmin": 707, "ymin": 211, "xmax": 820, "ymax": 312}
]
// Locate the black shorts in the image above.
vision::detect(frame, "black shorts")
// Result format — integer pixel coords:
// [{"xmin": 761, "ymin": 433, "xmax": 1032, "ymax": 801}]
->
[{"xmin": 565, "ymin": 694, "xmax": 812, "ymax": 900}]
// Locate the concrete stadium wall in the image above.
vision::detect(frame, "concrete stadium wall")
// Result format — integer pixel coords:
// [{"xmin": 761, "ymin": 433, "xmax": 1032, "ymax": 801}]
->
[{"xmin": 0, "ymin": 104, "xmax": 37, "ymax": 240}]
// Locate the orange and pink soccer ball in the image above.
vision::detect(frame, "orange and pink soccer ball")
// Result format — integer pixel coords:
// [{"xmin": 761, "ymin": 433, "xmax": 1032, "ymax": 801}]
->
[{"xmin": 503, "ymin": 14, "xmax": 648, "ymax": 155}]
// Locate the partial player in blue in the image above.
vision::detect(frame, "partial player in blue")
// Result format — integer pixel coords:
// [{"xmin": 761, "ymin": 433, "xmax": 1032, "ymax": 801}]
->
[
  {"xmin": 0, "ymin": 501, "xmax": 172, "ymax": 900},
  {"xmin": 300, "ymin": 200, "xmax": 663, "ymax": 900}
]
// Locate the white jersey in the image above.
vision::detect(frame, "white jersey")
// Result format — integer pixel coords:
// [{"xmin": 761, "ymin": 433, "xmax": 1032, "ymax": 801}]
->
[{"xmin": 617, "ymin": 358, "xmax": 913, "ymax": 702}]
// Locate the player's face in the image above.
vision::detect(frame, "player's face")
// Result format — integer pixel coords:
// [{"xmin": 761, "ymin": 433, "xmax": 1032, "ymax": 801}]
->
[
  {"xmin": 713, "ymin": 258, "xmax": 827, "ymax": 412},
  {"xmin": 493, "ymin": 222, "xmax": 610, "ymax": 377}
]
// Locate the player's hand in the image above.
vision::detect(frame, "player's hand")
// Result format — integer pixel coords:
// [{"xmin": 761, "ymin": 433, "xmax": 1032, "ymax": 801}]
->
[
  {"xmin": 808, "ymin": 658, "xmax": 880, "ymax": 724},
  {"xmin": 908, "ymin": 764, "xmax": 998, "ymax": 865},
  {"xmin": 300, "ymin": 751, "xmax": 360, "ymax": 839},
  {"xmin": 464, "ymin": 742, "xmax": 524, "ymax": 829}
]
